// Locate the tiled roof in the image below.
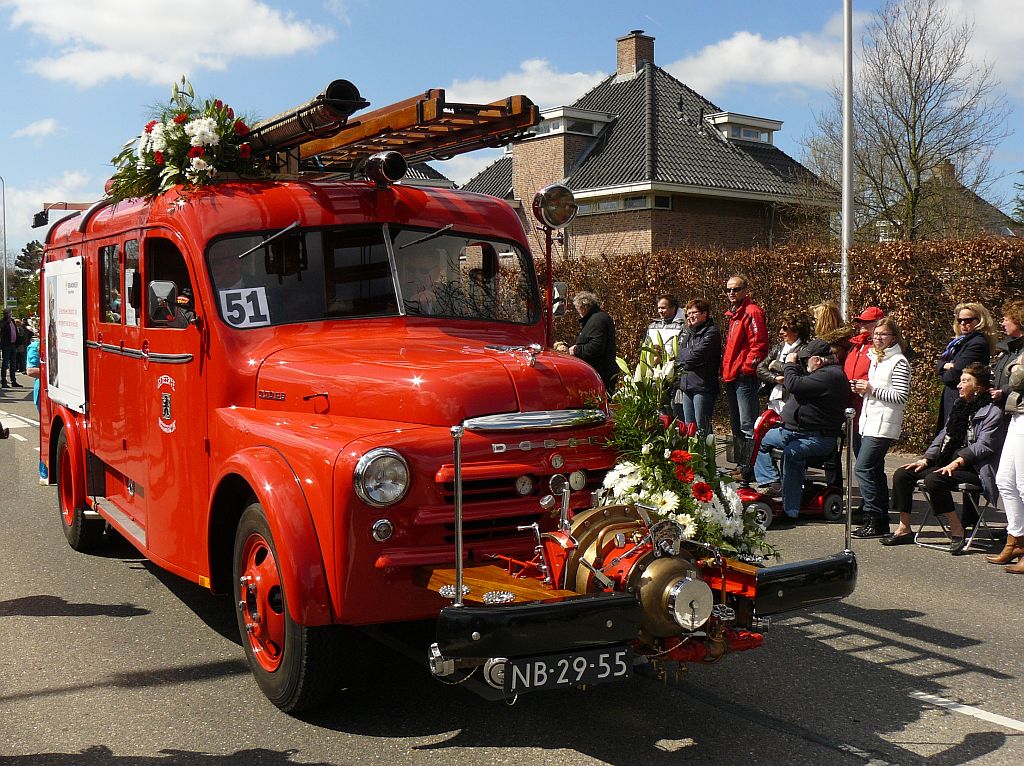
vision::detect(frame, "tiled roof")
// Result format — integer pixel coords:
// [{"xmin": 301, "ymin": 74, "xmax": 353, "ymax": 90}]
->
[
  {"xmin": 567, "ymin": 66, "xmax": 828, "ymax": 200},
  {"xmin": 405, "ymin": 162, "xmax": 452, "ymax": 183},
  {"xmin": 462, "ymin": 153, "xmax": 513, "ymax": 198}
]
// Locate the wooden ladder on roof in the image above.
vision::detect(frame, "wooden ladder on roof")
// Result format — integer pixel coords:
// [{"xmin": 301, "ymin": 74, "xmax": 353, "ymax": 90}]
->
[{"xmin": 273, "ymin": 89, "xmax": 540, "ymax": 176}]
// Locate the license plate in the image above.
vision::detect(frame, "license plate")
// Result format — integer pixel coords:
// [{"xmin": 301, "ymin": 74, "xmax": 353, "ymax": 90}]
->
[{"xmin": 504, "ymin": 646, "xmax": 632, "ymax": 694}]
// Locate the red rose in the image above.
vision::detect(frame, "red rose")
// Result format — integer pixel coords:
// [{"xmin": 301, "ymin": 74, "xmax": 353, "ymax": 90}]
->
[
  {"xmin": 227, "ymin": 107, "xmax": 234, "ymax": 119},
  {"xmin": 687, "ymin": 422, "xmax": 699, "ymax": 437},
  {"xmin": 670, "ymin": 450, "xmax": 692, "ymax": 465},
  {"xmin": 144, "ymin": 119, "xmax": 158, "ymax": 133},
  {"xmin": 154, "ymin": 151, "xmax": 165, "ymax": 166},
  {"xmin": 691, "ymin": 482, "xmax": 714, "ymax": 503},
  {"xmin": 238, "ymin": 143, "xmax": 252, "ymax": 159},
  {"xmin": 188, "ymin": 146, "xmax": 205, "ymax": 158},
  {"xmin": 214, "ymin": 99, "xmax": 223, "ymax": 110},
  {"xmin": 675, "ymin": 465, "xmax": 695, "ymax": 484},
  {"xmin": 173, "ymin": 113, "xmax": 188, "ymax": 125},
  {"xmin": 233, "ymin": 119, "xmax": 249, "ymax": 137}
]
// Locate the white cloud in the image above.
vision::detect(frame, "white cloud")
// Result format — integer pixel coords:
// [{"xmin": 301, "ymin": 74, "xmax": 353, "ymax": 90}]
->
[
  {"xmin": 448, "ymin": 59, "xmax": 606, "ymax": 110},
  {"xmin": 432, "ymin": 150, "xmax": 502, "ymax": 187},
  {"xmin": 2, "ymin": 171, "xmax": 98, "ymax": 259},
  {"xmin": 947, "ymin": 0, "xmax": 1024, "ymax": 97},
  {"xmin": 12, "ymin": 118, "xmax": 59, "ymax": 139},
  {"xmin": 2, "ymin": 0, "xmax": 334, "ymax": 86},
  {"xmin": 666, "ymin": 30, "xmax": 842, "ymax": 98}
]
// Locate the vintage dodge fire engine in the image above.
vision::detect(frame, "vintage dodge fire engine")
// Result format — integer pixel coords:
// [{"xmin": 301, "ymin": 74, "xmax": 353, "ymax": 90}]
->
[{"xmin": 37, "ymin": 81, "xmax": 856, "ymax": 712}]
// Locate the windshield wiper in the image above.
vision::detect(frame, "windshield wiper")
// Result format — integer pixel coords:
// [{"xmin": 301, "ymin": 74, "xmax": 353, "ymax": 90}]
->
[
  {"xmin": 235, "ymin": 220, "xmax": 300, "ymax": 259},
  {"xmin": 397, "ymin": 223, "xmax": 453, "ymax": 250}
]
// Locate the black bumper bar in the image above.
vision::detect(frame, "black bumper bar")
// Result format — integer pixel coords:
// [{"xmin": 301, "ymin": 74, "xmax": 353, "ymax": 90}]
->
[
  {"xmin": 436, "ymin": 591, "xmax": 643, "ymax": 659},
  {"xmin": 754, "ymin": 550, "xmax": 857, "ymax": 616}
]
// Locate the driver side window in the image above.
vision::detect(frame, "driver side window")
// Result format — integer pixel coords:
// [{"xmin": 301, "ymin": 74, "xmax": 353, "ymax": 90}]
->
[{"xmin": 144, "ymin": 239, "xmax": 194, "ymax": 329}]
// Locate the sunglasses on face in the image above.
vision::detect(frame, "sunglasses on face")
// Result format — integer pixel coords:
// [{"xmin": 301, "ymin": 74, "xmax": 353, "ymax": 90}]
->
[
  {"xmin": 957, "ymin": 316, "xmax": 978, "ymax": 324},
  {"xmin": 724, "ymin": 287, "xmax": 745, "ymax": 294}
]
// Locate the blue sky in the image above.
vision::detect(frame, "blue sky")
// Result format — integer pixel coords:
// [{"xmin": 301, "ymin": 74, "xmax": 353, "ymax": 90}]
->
[{"xmin": 1, "ymin": 0, "xmax": 1021, "ymax": 260}]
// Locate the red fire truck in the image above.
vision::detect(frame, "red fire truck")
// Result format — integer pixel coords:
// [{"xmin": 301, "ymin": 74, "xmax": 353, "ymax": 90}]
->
[{"xmin": 37, "ymin": 82, "xmax": 856, "ymax": 712}]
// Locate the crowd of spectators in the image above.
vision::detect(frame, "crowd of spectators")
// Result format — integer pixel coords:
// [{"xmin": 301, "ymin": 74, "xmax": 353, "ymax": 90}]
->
[{"xmin": 562, "ymin": 282, "xmax": 1024, "ymax": 562}]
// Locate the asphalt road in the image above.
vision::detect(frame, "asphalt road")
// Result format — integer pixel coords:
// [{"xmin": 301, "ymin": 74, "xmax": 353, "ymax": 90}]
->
[{"xmin": 1, "ymin": 389, "xmax": 1022, "ymax": 765}]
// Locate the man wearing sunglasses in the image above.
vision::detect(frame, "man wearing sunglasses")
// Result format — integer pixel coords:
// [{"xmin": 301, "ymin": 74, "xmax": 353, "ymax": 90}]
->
[{"xmin": 721, "ymin": 274, "xmax": 768, "ymax": 474}]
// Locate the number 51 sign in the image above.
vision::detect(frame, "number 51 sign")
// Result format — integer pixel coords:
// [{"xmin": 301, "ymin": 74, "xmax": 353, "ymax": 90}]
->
[{"xmin": 220, "ymin": 287, "xmax": 271, "ymax": 327}]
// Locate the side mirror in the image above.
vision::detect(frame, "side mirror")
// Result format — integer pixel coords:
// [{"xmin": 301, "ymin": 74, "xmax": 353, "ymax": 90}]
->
[
  {"xmin": 147, "ymin": 281, "xmax": 178, "ymax": 325},
  {"xmin": 551, "ymin": 281, "xmax": 567, "ymax": 317}
]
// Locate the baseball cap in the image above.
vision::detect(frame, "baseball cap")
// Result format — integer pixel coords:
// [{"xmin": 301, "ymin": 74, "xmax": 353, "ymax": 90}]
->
[
  {"xmin": 798, "ymin": 338, "xmax": 833, "ymax": 360},
  {"xmin": 855, "ymin": 306, "xmax": 884, "ymax": 322}
]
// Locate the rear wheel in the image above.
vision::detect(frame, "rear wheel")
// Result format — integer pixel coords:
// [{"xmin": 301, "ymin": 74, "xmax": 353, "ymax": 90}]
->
[
  {"xmin": 821, "ymin": 493, "xmax": 845, "ymax": 522},
  {"xmin": 232, "ymin": 502, "xmax": 343, "ymax": 713},
  {"xmin": 56, "ymin": 430, "xmax": 104, "ymax": 551},
  {"xmin": 748, "ymin": 501, "xmax": 774, "ymax": 531}
]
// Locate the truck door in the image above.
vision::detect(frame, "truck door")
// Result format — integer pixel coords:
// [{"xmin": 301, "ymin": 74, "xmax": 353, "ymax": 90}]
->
[{"xmin": 139, "ymin": 235, "xmax": 208, "ymax": 572}]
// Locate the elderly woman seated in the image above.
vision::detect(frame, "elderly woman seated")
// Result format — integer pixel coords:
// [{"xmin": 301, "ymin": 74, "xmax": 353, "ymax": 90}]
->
[{"xmin": 882, "ymin": 362, "xmax": 1005, "ymax": 554}]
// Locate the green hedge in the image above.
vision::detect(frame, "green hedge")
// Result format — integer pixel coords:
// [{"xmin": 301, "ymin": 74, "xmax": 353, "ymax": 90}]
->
[{"xmin": 544, "ymin": 236, "xmax": 1024, "ymax": 451}]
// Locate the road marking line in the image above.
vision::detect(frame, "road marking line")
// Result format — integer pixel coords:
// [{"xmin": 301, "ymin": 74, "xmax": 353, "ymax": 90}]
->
[
  {"xmin": 11, "ymin": 433, "xmax": 26, "ymax": 442},
  {"xmin": 0, "ymin": 411, "xmax": 39, "ymax": 427},
  {"xmin": 911, "ymin": 691, "xmax": 1024, "ymax": 733}
]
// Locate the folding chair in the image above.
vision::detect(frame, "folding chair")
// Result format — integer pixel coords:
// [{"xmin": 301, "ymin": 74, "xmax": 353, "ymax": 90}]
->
[{"xmin": 913, "ymin": 479, "xmax": 997, "ymax": 551}]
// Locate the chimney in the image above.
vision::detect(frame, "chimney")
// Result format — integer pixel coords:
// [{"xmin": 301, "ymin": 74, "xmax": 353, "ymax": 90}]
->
[
  {"xmin": 617, "ymin": 30, "xmax": 655, "ymax": 76},
  {"xmin": 934, "ymin": 159, "xmax": 957, "ymax": 184}
]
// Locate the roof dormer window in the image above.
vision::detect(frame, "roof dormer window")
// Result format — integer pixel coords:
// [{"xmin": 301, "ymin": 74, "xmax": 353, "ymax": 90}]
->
[{"xmin": 707, "ymin": 112, "xmax": 781, "ymax": 145}]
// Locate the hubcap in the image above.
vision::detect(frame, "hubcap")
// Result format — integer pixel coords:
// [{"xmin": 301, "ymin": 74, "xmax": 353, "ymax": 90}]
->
[{"xmin": 239, "ymin": 533, "xmax": 286, "ymax": 672}]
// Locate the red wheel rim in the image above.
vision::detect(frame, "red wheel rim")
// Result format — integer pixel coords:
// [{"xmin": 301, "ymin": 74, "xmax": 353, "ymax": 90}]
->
[
  {"xmin": 239, "ymin": 532, "xmax": 286, "ymax": 673},
  {"xmin": 59, "ymin": 443, "xmax": 75, "ymax": 527}
]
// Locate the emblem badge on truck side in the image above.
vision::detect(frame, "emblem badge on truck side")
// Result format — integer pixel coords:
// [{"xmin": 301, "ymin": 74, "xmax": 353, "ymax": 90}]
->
[{"xmin": 157, "ymin": 375, "xmax": 177, "ymax": 433}]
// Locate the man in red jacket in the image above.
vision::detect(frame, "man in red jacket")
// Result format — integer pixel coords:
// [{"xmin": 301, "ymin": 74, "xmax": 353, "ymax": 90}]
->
[{"xmin": 722, "ymin": 275, "xmax": 769, "ymax": 469}]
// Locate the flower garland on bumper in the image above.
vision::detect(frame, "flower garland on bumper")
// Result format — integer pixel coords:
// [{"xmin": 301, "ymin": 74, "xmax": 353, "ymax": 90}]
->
[
  {"xmin": 109, "ymin": 78, "xmax": 262, "ymax": 202},
  {"xmin": 600, "ymin": 344, "xmax": 775, "ymax": 559}
]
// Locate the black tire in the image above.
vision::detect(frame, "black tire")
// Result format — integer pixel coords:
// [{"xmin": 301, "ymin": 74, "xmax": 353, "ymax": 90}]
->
[
  {"xmin": 748, "ymin": 500, "xmax": 774, "ymax": 531},
  {"xmin": 821, "ymin": 493, "xmax": 845, "ymax": 522},
  {"xmin": 232, "ymin": 502, "xmax": 343, "ymax": 713},
  {"xmin": 56, "ymin": 429, "xmax": 105, "ymax": 551}
]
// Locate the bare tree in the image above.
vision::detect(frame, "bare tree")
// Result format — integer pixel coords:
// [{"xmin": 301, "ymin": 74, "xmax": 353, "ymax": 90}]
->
[{"xmin": 802, "ymin": 0, "xmax": 1011, "ymax": 241}]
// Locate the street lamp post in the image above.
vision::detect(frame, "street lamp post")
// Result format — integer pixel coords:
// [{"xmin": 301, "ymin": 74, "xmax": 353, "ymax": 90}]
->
[{"xmin": 0, "ymin": 174, "xmax": 7, "ymax": 310}]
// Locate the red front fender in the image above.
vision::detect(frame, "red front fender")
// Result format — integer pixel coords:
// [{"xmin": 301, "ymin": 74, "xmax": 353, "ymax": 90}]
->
[{"xmin": 215, "ymin": 447, "xmax": 333, "ymax": 626}]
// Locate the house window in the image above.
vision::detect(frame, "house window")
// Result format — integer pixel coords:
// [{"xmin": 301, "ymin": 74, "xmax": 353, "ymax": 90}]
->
[
  {"xmin": 597, "ymin": 199, "xmax": 621, "ymax": 212},
  {"xmin": 566, "ymin": 119, "xmax": 596, "ymax": 135},
  {"xmin": 624, "ymin": 195, "xmax": 647, "ymax": 210},
  {"xmin": 577, "ymin": 203, "xmax": 597, "ymax": 215},
  {"xmin": 653, "ymin": 195, "xmax": 672, "ymax": 210}
]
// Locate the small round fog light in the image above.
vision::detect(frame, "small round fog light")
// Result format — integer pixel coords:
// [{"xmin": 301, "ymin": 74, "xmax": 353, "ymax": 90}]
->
[{"xmin": 371, "ymin": 518, "xmax": 394, "ymax": 542}]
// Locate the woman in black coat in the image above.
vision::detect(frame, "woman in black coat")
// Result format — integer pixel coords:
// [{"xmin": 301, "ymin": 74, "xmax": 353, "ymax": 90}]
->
[
  {"xmin": 672, "ymin": 299, "xmax": 722, "ymax": 436},
  {"xmin": 935, "ymin": 302, "xmax": 995, "ymax": 433}
]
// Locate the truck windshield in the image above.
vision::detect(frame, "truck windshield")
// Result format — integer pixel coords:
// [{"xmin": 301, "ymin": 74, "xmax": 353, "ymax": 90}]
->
[{"xmin": 206, "ymin": 225, "xmax": 538, "ymax": 328}]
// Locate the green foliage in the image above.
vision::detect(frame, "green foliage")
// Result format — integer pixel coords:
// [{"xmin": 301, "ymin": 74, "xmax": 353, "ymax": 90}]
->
[
  {"xmin": 109, "ymin": 76, "xmax": 262, "ymax": 202},
  {"xmin": 543, "ymin": 236, "xmax": 1024, "ymax": 452}
]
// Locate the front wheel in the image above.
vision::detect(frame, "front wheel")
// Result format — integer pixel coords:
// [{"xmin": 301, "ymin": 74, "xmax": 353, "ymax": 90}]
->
[
  {"xmin": 821, "ymin": 493, "xmax": 845, "ymax": 522},
  {"xmin": 56, "ymin": 429, "xmax": 104, "ymax": 551},
  {"xmin": 232, "ymin": 502, "xmax": 343, "ymax": 713}
]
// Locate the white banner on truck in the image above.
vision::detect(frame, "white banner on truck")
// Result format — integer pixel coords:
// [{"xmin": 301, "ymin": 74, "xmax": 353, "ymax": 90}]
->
[{"xmin": 44, "ymin": 257, "xmax": 87, "ymax": 414}]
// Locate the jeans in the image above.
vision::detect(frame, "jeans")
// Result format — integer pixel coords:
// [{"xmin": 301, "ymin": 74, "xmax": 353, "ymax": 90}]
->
[
  {"xmin": 854, "ymin": 435, "xmax": 894, "ymax": 522},
  {"xmin": 0, "ymin": 347, "xmax": 16, "ymax": 384},
  {"xmin": 726, "ymin": 375, "xmax": 759, "ymax": 441},
  {"xmin": 996, "ymin": 413, "xmax": 1024, "ymax": 537},
  {"xmin": 754, "ymin": 427, "xmax": 837, "ymax": 517},
  {"xmin": 674, "ymin": 390, "xmax": 716, "ymax": 436}
]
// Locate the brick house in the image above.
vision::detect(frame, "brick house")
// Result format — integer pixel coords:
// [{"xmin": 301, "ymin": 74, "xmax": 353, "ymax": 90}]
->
[{"xmin": 464, "ymin": 30, "xmax": 834, "ymax": 258}]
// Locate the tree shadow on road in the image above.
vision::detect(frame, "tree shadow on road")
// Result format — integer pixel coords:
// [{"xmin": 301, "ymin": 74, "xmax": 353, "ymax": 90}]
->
[
  {"xmin": 0, "ymin": 746, "xmax": 340, "ymax": 765},
  {"xmin": 0, "ymin": 595, "xmax": 148, "ymax": 618}
]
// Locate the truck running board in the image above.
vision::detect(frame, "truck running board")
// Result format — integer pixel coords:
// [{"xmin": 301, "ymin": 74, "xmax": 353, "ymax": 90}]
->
[{"xmin": 92, "ymin": 497, "xmax": 146, "ymax": 551}]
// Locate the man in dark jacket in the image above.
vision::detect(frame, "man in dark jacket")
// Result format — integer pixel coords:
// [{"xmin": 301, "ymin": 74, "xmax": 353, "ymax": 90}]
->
[
  {"xmin": 0, "ymin": 309, "xmax": 21, "ymax": 388},
  {"xmin": 753, "ymin": 338, "xmax": 849, "ymax": 524},
  {"xmin": 567, "ymin": 291, "xmax": 618, "ymax": 394}
]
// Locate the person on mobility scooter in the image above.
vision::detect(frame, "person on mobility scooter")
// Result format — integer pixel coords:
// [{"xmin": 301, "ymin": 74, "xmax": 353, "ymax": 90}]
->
[{"xmin": 747, "ymin": 339, "xmax": 850, "ymax": 528}]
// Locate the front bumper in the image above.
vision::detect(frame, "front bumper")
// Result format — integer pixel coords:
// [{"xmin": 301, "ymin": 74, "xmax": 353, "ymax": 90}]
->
[{"xmin": 753, "ymin": 551, "xmax": 857, "ymax": 616}]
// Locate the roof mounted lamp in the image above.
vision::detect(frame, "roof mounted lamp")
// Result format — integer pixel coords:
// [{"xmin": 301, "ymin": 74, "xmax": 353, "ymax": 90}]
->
[
  {"xmin": 364, "ymin": 151, "xmax": 408, "ymax": 186},
  {"xmin": 531, "ymin": 184, "xmax": 577, "ymax": 348}
]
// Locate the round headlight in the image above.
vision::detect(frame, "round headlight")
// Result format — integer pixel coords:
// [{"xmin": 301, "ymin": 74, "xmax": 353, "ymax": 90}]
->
[
  {"xmin": 354, "ymin": 448, "xmax": 410, "ymax": 507},
  {"xmin": 667, "ymin": 576, "xmax": 714, "ymax": 631}
]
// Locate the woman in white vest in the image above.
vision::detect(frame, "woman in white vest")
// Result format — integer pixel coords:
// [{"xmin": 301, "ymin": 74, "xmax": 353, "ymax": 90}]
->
[{"xmin": 850, "ymin": 317, "xmax": 911, "ymax": 538}]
